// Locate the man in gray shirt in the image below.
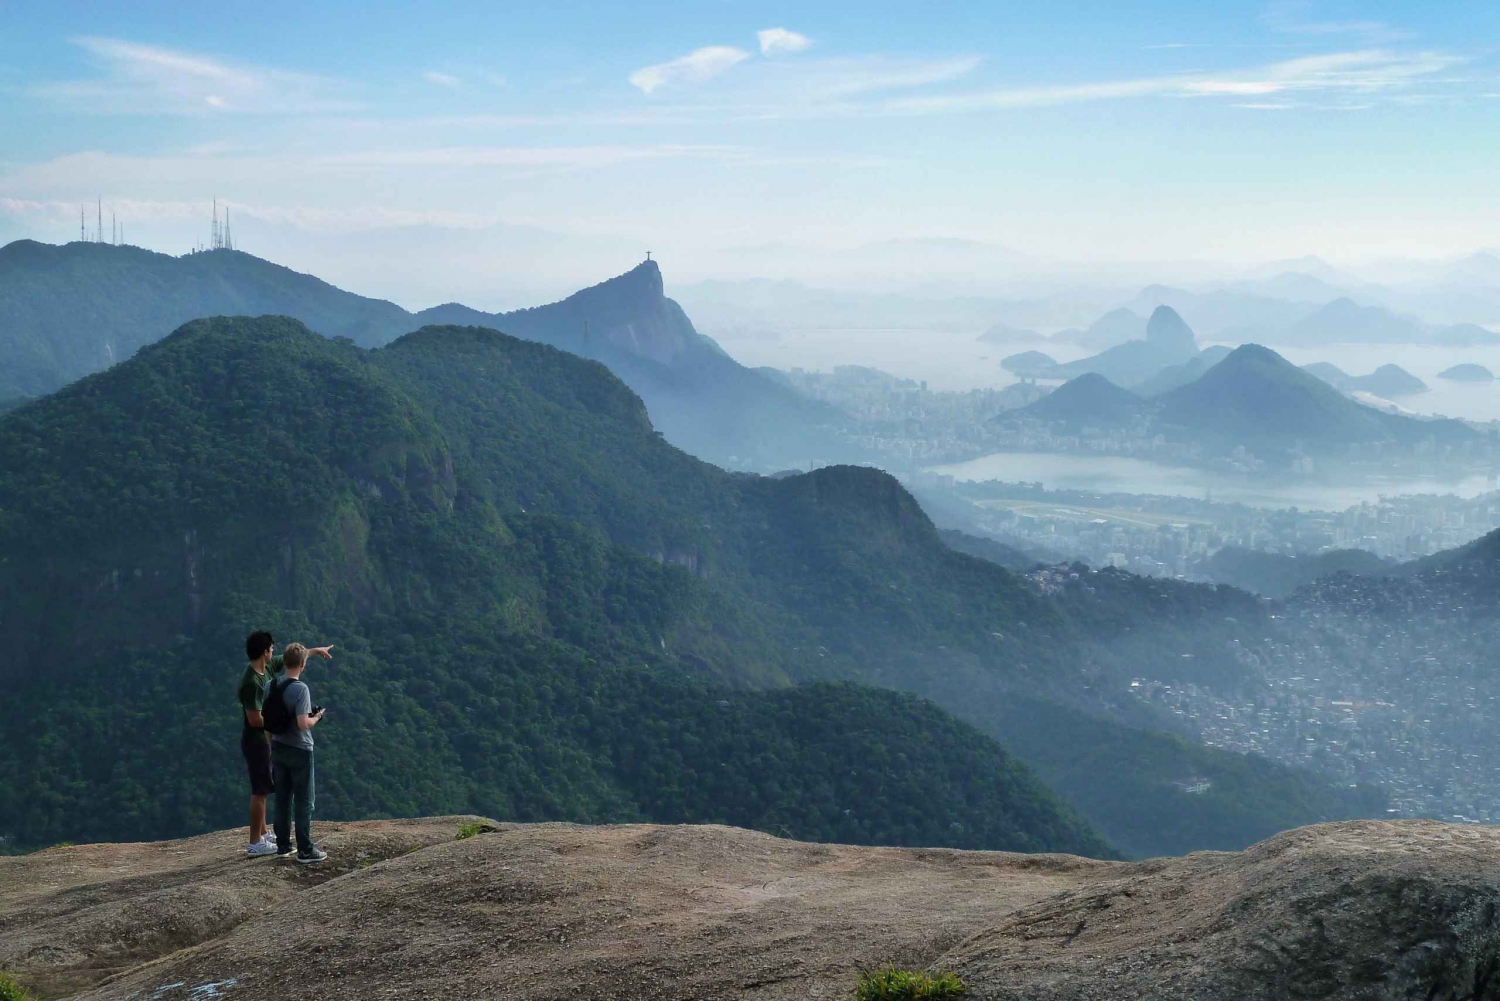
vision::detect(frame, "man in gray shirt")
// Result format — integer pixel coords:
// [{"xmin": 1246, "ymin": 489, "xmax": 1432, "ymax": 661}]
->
[{"xmin": 269, "ymin": 642, "xmax": 329, "ymax": 863}]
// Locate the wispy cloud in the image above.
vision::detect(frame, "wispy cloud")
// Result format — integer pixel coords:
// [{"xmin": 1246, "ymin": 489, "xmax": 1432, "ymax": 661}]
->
[
  {"xmin": 629, "ymin": 46, "xmax": 750, "ymax": 95},
  {"xmin": 35, "ymin": 37, "xmax": 357, "ymax": 114},
  {"xmin": 758, "ymin": 28, "xmax": 813, "ymax": 57},
  {"xmin": 314, "ymin": 144, "xmax": 747, "ymax": 169},
  {"xmin": 423, "ymin": 71, "xmax": 462, "ymax": 89},
  {"xmin": 614, "ymin": 54, "xmax": 983, "ymax": 121},
  {"xmin": 813, "ymin": 55, "xmax": 983, "ymax": 98},
  {"xmin": 883, "ymin": 49, "xmax": 1464, "ymax": 114},
  {"xmin": 1260, "ymin": 3, "xmax": 1412, "ymax": 42}
]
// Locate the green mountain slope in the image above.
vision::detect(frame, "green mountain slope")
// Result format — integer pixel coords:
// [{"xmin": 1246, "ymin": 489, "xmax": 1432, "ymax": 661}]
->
[
  {"xmin": 1200, "ymin": 546, "xmax": 1394, "ymax": 598},
  {"xmin": 0, "ymin": 316, "xmax": 1378, "ymax": 857},
  {"xmin": 938, "ymin": 528, "xmax": 1038, "ymax": 571},
  {"xmin": 0, "ymin": 316, "xmax": 1107, "ymax": 857},
  {"xmin": 1020, "ymin": 373, "xmax": 1146, "ymax": 427},
  {"xmin": 992, "ymin": 695, "xmax": 1388, "ymax": 859}
]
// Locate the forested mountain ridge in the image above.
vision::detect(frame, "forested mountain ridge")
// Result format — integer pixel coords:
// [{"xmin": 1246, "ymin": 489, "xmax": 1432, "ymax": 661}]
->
[
  {"xmin": 0, "ymin": 316, "xmax": 1377, "ymax": 856},
  {"xmin": 0, "ymin": 241, "xmax": 836, "ymax": 464},
  {"xmin": 0, "ymin": 315, "xmax": 1108, "ymax": 857}
]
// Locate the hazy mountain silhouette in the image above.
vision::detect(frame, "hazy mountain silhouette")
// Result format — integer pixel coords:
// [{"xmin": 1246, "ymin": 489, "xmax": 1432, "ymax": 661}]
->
[
  {"xmin": 1438, "ymin": 363, "xmax": 1494, "ymax": 381},
  {"xmin": 1301, "ymin": 362, "xmax": 1352, "ymax": 388},
  {"xmin": 1050, "ymin": 307, "xmax": 1146, "ymax": 351},
  {"xmin": 1127, "ymin": 284, "xmax": 1309, "ymax": 340},
  {"xmin": 979, "ymin": 321, "xmax": 1042, "ymax": 344},
  {"xmin": 1283, "ymin": 297, "xmax": 1427, "ymax": 345},
  {"xmin": 1049, "ymin": 306, "xmax": 1199, "ymax": 387},
  {"xmin": 1157, "ymin": 344, "xmax": 1472, "ymax": 448},
  {"xmin": 411, "ymin": 261, "xmax": 838, "ymax": 463},
  {"xmin": 1345, "ymin": 364, "xmax": 1427, "ymax": 397},
  {"xmin": 1001, "ymin": 350, "xmax": 1056, "ymax": 374},
  {"xmin": 1433, "ymin": 323, "xmax": 1500, "ymax": 347},
  {"xmin": 0, "ymin": 240, "xmax": 412, "ymax": 401},
  {"xmin": 1133, "ymin": 344, "xmax": 1234, "ymax": 397}
]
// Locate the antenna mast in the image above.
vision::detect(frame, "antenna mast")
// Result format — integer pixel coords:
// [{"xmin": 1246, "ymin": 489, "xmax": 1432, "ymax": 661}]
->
[
  {"xmin": 80, "ymin": 206, "xmax": 85, "ymax": 243},
  {"xmin": 96, "ymin": 197, "xmax": 102, "ymax": 244}
]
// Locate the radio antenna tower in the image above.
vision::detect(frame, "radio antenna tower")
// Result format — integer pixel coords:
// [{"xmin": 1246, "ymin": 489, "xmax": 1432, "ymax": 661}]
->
[
  {"xmin": 80, "ymin": 206, "xmax": 85, "ymax": 243},
  {"xmin": 96, "ymin": 197, "xmax": 102, "ymax": 244}
]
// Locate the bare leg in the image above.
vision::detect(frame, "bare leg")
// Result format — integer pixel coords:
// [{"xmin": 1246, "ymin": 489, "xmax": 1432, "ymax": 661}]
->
[{"xmin": 249, "ymin": 794, "xmax": 268, "ymax": 843}]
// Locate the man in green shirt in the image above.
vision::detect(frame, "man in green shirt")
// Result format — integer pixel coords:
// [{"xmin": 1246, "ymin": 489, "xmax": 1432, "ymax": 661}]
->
[{"xmin": 238, "ymin": 631, "xmax": 332, "ymax": 856}]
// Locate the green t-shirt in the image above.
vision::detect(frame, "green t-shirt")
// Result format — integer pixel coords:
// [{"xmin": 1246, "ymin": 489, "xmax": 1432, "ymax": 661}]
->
[{"xmin": 237, "ymin": 655, "xmax": 284, "ymax": 741}]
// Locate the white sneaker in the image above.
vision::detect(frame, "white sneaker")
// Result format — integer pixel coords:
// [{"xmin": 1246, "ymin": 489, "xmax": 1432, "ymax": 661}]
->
[
  {"xmin": 258, "ymin": 833, "xmax": 276, "ymax": 846},
  {"xmin": 247, "ymin": 840, "xmax": 278, "ymax": 857}
]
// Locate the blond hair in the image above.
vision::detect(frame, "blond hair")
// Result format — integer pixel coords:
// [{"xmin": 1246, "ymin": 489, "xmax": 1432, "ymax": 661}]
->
[{"xmin": 282, "ymin": 642, "xmax": 308, "ymax": 670}]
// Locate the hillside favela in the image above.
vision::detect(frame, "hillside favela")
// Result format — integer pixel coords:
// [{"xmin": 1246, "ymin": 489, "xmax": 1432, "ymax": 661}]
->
[{"xmin": 5, "ymin": 3, "xmax": 1500, "ymax": 1000}]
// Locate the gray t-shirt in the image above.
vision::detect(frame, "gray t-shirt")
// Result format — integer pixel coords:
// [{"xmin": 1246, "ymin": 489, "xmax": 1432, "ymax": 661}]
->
[{"xmin": 271, "ymin": 678, "xmax": 314, "ymax": 751}]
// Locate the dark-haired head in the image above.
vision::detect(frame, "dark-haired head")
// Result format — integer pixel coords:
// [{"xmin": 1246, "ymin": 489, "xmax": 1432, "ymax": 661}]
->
[{"xmin": 246, "ymin": 631, "xmax": 275, "ymax": 661}]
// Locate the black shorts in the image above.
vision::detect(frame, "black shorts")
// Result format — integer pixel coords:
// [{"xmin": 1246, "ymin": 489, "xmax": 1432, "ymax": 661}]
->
[{"xmin": 241, "ymin": 729, "xmax": 274, "ymax": 796}]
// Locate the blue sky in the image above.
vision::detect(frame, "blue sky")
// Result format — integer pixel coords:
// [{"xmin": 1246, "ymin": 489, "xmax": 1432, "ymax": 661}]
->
[{"xmin": 1, "ymin": 1, "xmax": 1496, "ymax": 307}]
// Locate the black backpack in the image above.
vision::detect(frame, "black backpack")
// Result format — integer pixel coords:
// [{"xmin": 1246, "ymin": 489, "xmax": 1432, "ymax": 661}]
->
[{"xmin": 262, "ymin": 677, "xmax": 299, "ymax": 735}]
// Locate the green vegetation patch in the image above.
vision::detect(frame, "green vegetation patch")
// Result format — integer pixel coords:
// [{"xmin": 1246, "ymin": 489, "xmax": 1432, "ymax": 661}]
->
[
  {"xmin": 0, "ymin": 973, "xmax": 35, "ymax": 1001},
  {"xmin": 854, "ymin": 966, "xmax": 966, "ymax": 1000}
]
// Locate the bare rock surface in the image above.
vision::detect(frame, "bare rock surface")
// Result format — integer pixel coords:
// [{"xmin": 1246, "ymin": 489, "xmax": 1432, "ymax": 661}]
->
[
  {"xmin": 0, "ymin": 818, "xmax": 470, "ymax": 998},
  {"xmin": 4, "ymin": 818, "xmax": 1499, "ymax": 1001}
]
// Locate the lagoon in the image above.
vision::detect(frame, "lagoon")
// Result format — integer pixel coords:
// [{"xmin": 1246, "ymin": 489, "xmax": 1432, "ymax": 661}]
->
[{"xmin": 927, "ymin": 452, "xmax": 1500, "ymax": 510}]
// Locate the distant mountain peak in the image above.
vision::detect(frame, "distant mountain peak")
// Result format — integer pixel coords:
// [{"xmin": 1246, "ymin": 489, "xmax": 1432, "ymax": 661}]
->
[
  {"xmin": 527, "ymin": 258, "xmax": 665, "ymax": 313},
  {"xmin": 1145, "ymin": 305, "xmax": 1197, "ymax": 353}
]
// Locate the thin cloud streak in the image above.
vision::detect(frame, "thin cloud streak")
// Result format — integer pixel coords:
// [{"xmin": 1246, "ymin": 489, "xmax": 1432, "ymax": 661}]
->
[
  {"xmin": 314, "ymin": 144, "xmax": 749, "ymax": 169},
  {"xmin": 882, "ymin": 49, "xmax": 1464, "ymax": 114},
  {"xmin": 35, "ymin": 36, "xmax": 359, "ymax": 114},
  {"xmin": 629, "ymin": 46, "xmax": 750, "ymax": 94},
  {"xmin": 423, "ymin": 71, "xmax": 462, "ymax": 88},
  {"xmin": 1260, "ymin": 3, "xmax": 1412, "ymax": 42},
  {"xmin": 758, "ymin": 28, "xmax": 813, "ymax": 57}
]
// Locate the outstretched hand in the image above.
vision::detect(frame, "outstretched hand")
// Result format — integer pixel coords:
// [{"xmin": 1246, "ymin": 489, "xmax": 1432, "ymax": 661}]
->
[{"xmin": 312, "ymin": 645, "xmax": 335, "ymax": 660}]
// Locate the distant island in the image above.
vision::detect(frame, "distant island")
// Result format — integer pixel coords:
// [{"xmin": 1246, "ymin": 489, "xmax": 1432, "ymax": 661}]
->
[
  {"xmin": 979, "ymin": 321, "xmax": 1041, "ymax": 343},
  {"xmin": 1001, "ymin": 350, "xmax": 1056, "ymax": 375},
  {"xmin": 1438, "ymin": 363, "xmax": 1495, "ymax": 382}
]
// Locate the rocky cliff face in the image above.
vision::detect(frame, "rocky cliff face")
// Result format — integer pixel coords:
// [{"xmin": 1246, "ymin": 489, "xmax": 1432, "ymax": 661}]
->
[{"xmin": 6, "ymin": 818, "xmax": 1498, "ymax": 1001}]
